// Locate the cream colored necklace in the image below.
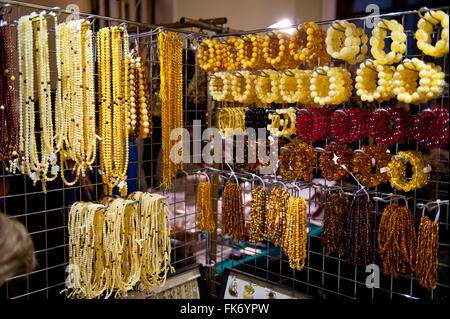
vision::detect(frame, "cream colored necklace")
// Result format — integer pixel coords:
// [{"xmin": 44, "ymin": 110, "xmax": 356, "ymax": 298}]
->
[{"xmin": 18, "ymin": 12, "xmax": 61, "ymax": 191}]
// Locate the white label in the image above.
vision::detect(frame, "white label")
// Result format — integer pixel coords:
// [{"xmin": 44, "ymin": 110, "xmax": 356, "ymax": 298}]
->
[
  {"xmin": 118, "ymin": 180, "xmax": 125, "ymax": 189},
  {"xmin": 423, "ymin": 165, "xmax": 432, "ymax": 174},
  {"xmin": 31, "ymin": 172, "xmax": 36, "ymax": 180},
  {"xmin": 52, "ymin": 165, "xmax": 60, "ymax": 174},
  {"xmin": 49, "ymin": 153, "xmax": 56, "ymax": 162},
  {"xmin": 98, "ymin": 169, "xmax": 104, "ymax": 175},
  {"xmin": 380, "ymin": 167, "xmax": 389, "ymax": 173}
]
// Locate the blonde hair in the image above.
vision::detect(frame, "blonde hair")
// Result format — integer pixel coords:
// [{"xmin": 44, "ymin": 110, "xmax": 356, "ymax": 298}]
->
[{"xmin": 0, "ymin": 213, "xmax": 36, "ymax": 287}]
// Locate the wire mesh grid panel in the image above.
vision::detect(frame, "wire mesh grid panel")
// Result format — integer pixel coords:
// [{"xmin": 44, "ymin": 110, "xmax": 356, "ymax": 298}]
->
[
  {"xmin": 205, "ymin": 7, "xmax": 449, "ymax": 300},
  {"xmin": 0, "ymin": 1, "xmax": 207, "ymax": 299}
]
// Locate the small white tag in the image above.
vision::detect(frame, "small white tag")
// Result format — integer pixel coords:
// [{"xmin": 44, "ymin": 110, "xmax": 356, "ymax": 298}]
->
[
  {"xmin": 52, "ymin": 165, "xmax": 60, "ymax": 175},
  {"xmin": 98, "ymin": 169, "xmax": 104, "ymax": 175},
  {"xmin": 380, "ymin": 167, "xmax": 389, "ymax": 173},
  {"xmin": 118, "ymin": 180, "xmax": 125, "ymax": 189},
  {"xmin": 31, "ymin": 172, "xmax": 37, "ymax": 180},
  {"xmin": 49, "ymin": 153, "xmax": 56, "ymax": 162},
  {"xmin": 423, "ymin": 165, "xmax": 432, "ymax": 174}
]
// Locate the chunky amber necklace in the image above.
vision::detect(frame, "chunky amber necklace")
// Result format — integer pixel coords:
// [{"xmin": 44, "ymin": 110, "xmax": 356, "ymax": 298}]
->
[
  {"xmin": 97, "ymin": 26, "xmax": 129, "ymax": 196},
  {"xmin": 283, "ymin": 196, "xmax": 307, "ymax": 271},
  {"xmin": 57, "ymin": 19, "xmax": 97, "ymax": 185},
  {"xmin": 195, "ymin": 181, "xmax": 215, "ymax": 232},
  {"xmin": 158, "ymin": 31, "xmax": 183, "ymax": 189}
]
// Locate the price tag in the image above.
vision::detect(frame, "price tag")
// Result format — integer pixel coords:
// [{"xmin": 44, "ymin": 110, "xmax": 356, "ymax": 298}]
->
[
  {"xmin": 49, "ymin": 153, "xmax": 56, "ymax": 162},
  {"xmin": 118, "ymin": 180, "xmax": 125, "ymax": 189},
  {"xmin": 52, "ymin": 165, "xmax": 60, "ymax": 175},
  {"xmin": 31, "ymin": 171, "xmax": 37, "ymax": 180},
  {"xmin": 380, "ymin": 167, "xmax": 389, "ymax": 173},
  {"xmin": 423, "ymin": 165, "xmax": 432, "ymax": 174},
  {"xmin": 98, "ymin": 169, "xmax": 104, "ymax": 175}
]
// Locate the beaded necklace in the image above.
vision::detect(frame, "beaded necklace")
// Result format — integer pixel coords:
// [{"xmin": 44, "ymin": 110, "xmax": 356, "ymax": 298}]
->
[
  {"xmin": 17, "ymin": 12, "xmax": 60, "ymax": 191},
  {"xmin": 97, "ymin": 26, "xmax": 129, "ymax": 196},
  {"xmin": 0, "ymin": 12, "xmax": 19, "ymax": 167},
  {"xmin": 158, "ymin": 31, "xmax": 183, "ymax": 190}
]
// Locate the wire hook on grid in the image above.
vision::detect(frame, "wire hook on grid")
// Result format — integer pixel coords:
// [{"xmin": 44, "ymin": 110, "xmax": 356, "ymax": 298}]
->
[
  {"xmin": 0, "ymin": 3, "xmax": 13, "ymax": 16},
  {"xmin": 417, "ymin": 199, "xmax": 449, "ymax": 223},
  {"xmin": 373, "ymin": 193, "xmax": 410, "ymax": 209},
  {"xmin": 195, "ymin": 170, "xmax": 211, "ymax": 183},
  {"xmin": 418, "ymin": 7, "xmax": 439, "ymax": 26}
]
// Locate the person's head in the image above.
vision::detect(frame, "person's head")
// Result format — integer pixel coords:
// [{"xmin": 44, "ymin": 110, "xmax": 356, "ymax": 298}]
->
[{"xmin": 0, "ymin": 213, "xmax": 36, "ymax": 287}]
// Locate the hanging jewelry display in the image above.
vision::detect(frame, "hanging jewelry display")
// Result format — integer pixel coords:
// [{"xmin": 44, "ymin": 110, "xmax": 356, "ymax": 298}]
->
[
  {"xmin": 344, "ymin": 198, "xmax": 373, "ymax": 266},
  {"xmin": 322, "ymin": 192, "xmax": 349, "ymax": 255},
  {"xmin": 57, "ymin": 19, "xmax": 97, "ymax": 185},
  {"xmin": 17, "ymin": 12, "xmax": 61, "ymax": 191},
  {"xmin": 249, "ymin": 186, "xmax": 268, "ymax": 243},
  {"xmin": 195, "ymin": 181, "xmax": 215, "ymax": 232},
  {"xmin": 378, "ymin": 203, "xmax": 416, "ymax": 277},
  {"xmin": 267, "ymin": 186, "xmax": 290, "ymax": 247},
  {"xmin": 0, "ymin": 10, "xmax": 19, "ymax": 167},
  {"xmin": 283, "ymin": 196, "xmax": 308, "ymax": 271},
  {"xmin": 222, "ymin": 180, "xmax": 245, "ymax": 242},
  {"xmin": 159, "ymin": 31, "xmax": 183, "ymax": 189},
  {"xmin": 97, "ymin": 26, "xmax": 129, "ymax": 196}
]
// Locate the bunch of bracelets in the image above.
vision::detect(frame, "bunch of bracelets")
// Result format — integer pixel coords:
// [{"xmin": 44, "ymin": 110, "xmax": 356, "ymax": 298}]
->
[
  {"xmin": 331, "ymin": 108, "xmax": 370, "ymax": 143},
  {"xmin": 413, "ymin": 108, "xmax": 449, "ymax": 149},
  {"xmin": 199, "ymin": 21, "xmax": 329, "ymax": 72},
  {"xmin": 277, "ymin": 142, "xmax": 315, "ymax": 181},
  {"xmin": 325, "ymin": 20, "xmax": 368, "ymax": 64},
  {"xmin": 217, "ymin": 107, "xmax": 246, "ymax": 136},
  {"xmin": 368, "ymin": 107, "xmax": 413, "ymax": 146},
  {"xmin": 318, "ymin": 142, "xmax": 354, "ymax": 182},
  {"xmin": 352, "ymin": 145, "xmax": 391, "ymax": 188},
  {"xmin": 296, "ymin": 108, "xmax": 332, "ymax": 141}
]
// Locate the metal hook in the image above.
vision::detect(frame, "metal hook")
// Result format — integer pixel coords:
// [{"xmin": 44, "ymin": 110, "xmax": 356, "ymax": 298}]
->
[
  {"xmin": 374, "ymin": 108, "xmax": 391, "ymax": 115},
  {"xmin": 402, "ymin": 60, "xmax": 419, "ymax": 72},
  {"xmin": 284, "ymin": 69, "xmax": 295, "ymax": 77},
  {"xmin": 314, "ymin": 68, "xmax": 327, "ymax": 76},
  {"xmin": 0, "ymin": 3, "xmax": 13, "ymax": 16},
  {"xmin": 257, "ymin": 70, "xmax": 269, "ymax": 77},
  {"xmin": 85, "ymin": 15, "xmax": 97, "ymax": 25},
  {"xmin": 266, "ymin": 30, "xmax": 277, "ymax": 38},
  {"xmin": 353, "ymin": 149, "xmax": 369, "ymax": 156},
  {"xmin": 298, "ymin": 108, "xmax": 312, "ymax": 115},
  {"xmin": 393, "ymin": 155, "xmax": 406, "ymax": 161},
  {"xmin": 418, "ymin": 7, "xmax": 438, "ymax": 26},
  {"xmin": 225, "ymin": 162, "xmax": 239, "ymax": 185},
  {"xmin": 233, "ymin": 71, "xmax": 245, "ymax": 78},
  {"xmin": 171, "ymin": 33, "xmax": 193, "ymax": 41},
  {"xmin": 314, "ymin": 147, "xmax": 333, "ymax": 154},
  {"xmin": 195, "ymin": 170, "xmax": 210, "ymax": 183},
  {"xmin": 241, "ymin": 35, "xmax": 252, "ymax": 42},
  {"xmin": 364, "ymin": 60, "xmax": 378, "ymax": 72},
  {"xmin": 330, "ymin": 22, "xmax": 345, "ymax": 32},
  {"xmin": 422, "ymin": 108, "xmax": 437, "ymax": 117},
  {"xmin": 49, "ymin": 6, "xmax": 61, "ymax": 16}
]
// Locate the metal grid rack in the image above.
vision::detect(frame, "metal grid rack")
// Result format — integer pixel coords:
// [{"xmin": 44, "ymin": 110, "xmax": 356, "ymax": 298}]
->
[
  {"xmin": 203, "ymin": 7, "xmax": 450, "ymax": 300},
  {"xmin": 0, "ymin": 0, "xmax": 449, "ymax": 301}
]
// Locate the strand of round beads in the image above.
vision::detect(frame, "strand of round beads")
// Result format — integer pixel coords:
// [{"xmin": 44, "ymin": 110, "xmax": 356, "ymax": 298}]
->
[
  {"xmin": 378, "ymin": 203, "xmax": 416, "ymax": 277},
  {"xmin": 195, "ymin": 181, "xmax": 215, "ymax": 232},
  {"xmin": 267, "ymin": 186, "xmax": 289, "ymax": 247},
  {"xmin": 283, "ymin": 196, "xmax": 307, "ymax": 271},
  {"xmin": 369, "ymin": 107, "xmax": 412, "ymax": 146},
  {"xmin": 296, "ymin": 108, "xmax": 332, "ymax": 141},
  {"xmin": 321, "ymin": 192, "xmax": 349, "ymax": 255},
  {"xmin": 331, "ymin": 108, "xmax": 369, "ymax": 143},
  {"xmin": 249, "ymin": 186, "xmax": 268, "ymax": 243},
  {"xmin": 414, "ymin": 214, "xmax": 439, "ymax": 291},
  {"xmin": 222, "ymin": 181, "xmax": 245, "ymax": 242},
  {"xmin": 326, "ymin": 20, "xmax": 362, "ymax": 62}
]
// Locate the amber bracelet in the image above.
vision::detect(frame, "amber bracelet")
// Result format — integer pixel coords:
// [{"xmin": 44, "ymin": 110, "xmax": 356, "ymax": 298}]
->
[
  {"xmin": 352, "ymin": 145, "xmax": 391, "ymax": 188},
  {"xmin": 318, "ymin": 142, "xmax": 353, "ymax": 182},
  {"xmin": 278, "ymin": 142, "xmax": 315, "ymax": 182}
]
